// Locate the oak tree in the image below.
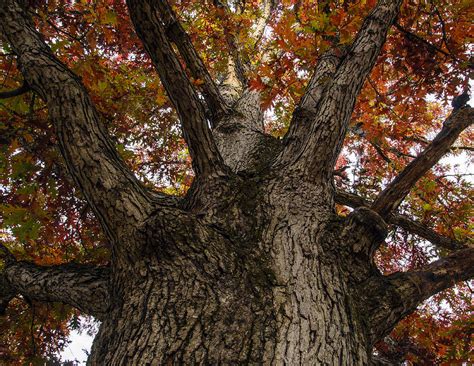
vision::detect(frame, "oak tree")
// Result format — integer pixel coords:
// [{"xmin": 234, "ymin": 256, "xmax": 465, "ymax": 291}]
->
[{"xmin": 0, "ymin": 0, "xmax": 472, "ymax": 364}]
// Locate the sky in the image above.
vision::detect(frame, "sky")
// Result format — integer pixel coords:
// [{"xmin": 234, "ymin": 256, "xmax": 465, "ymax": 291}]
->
[{"xmin": 61, "ymin": 329, "xmax": 94, "ymax": 365}]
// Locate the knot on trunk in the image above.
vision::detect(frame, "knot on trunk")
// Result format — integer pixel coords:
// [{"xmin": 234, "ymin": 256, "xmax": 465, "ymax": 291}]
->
[
  {"xmin": 344, "ymin": 207, "xmax": 388, "ymax": 255},
  {"xmin": 351, "ymin": 207, "xmax": 388, "ymax": 242}
]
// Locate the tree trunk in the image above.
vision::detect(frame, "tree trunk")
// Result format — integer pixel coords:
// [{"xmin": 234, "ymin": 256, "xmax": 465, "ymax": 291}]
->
[
  {"xmin": 83, "ymin": 157, "xmax": 372, "ymax": 365},
  {"xmin": 90, "ymin": 207, "xmax": 362, "ymax": 365}
]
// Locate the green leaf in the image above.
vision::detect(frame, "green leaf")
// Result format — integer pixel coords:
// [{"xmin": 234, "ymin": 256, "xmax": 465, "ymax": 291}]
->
[
  {"xmin": 422, "ymin": 203, "xmax": 432, "ymax": 211},
  {"xmin": 105, "ymin": 11, "xmax": 118, "ymax": 25}
]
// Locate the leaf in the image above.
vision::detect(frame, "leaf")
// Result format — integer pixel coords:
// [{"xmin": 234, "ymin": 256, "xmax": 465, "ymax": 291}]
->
[
  {"xmin": 104, "ymin": 10, "xmax": 118, "ymax": 25},
  {"xmin": 249, "ymin": 76, "xmax": 266, "ymax": 91}
]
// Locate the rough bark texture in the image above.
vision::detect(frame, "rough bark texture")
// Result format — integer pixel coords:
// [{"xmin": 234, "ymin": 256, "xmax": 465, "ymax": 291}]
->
[
  {"xmin": 1, "ymin": 0, "xmax": 473, "ymax": 364},
  {"xmin": 86, "ymin": 177, "xmax": 372, "ymax": 365},
  {"xmin": 1, "ymin": 262, "xmax": 110, "ymax": 319}
]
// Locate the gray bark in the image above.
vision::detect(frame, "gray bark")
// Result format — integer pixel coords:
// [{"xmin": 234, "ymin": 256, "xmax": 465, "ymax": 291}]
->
[
  {"xmin": 1, "ymin": 262, "xmax": 110, "ymax": 319},
  {"xmin": 88, "ymin": 180, "xmax": 371, "ymax": 365},
  {"xmin": 1, "ymin": 0, "xmax": 473, "ymax": 364}
]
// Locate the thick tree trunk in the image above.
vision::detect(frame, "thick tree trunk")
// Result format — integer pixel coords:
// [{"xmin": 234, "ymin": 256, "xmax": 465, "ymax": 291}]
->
[
  {"xmin": 90, "ymin": 263, "xmax": 367, "ymax": 364},
  {"xmin": 88, "ymin": 234, "xmax": 369, "ymax": 364},
  {"xmin": 86, "ymin": 168, "xmax": 370, "ymax": 365}
]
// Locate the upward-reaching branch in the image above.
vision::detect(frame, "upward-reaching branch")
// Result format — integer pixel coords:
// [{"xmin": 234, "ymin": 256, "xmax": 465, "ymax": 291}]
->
[
  {"xmin": 282, "ymin": 47, "xmax": 346, "ymax": 160},
  {"xmin": 372, "ymin": 107, "xmax": 474, "ymax": 218},
  {"xmin": 211, "ymin": 1, "xmax": 249, "ymax": 102},
  {"xmin": 0, "ymin": 0, "xmax": 154, "ymax": 241},
  {"xmin": 153, "ymin": 1, "xmax": 230, "ymax": 124},
  {"xmin": 211, "ymin": 1, "xmax": 278, "ymax": 102},
  {"xmin": 250, "ymin": 0, "xmax": 279, "ymax": 48},
  {"xmin": 127, "ymin": 0, "xmax": 228, "ymax": 177},
  {"xmin": 279, "ymin": 0, "xmax": 402, "ymax": 182}
]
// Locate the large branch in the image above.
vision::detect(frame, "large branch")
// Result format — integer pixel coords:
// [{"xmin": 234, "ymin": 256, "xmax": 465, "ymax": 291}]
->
[
  {"xmin": 279, "ymin": 0, "xmax": 402, "ymax": 182},
  {"xmin": 0, "ymin": 0, "xmax": 154, "ymax": 241},
  {"xmin": 212, "ymin": 1, "xmax": 249, "ymax": 102},
  {"xmin": 372, "ymin": 107, "xmax": 474, "ymax": 218},
  {"xmin": 358, "ymin": 248, "xmax": 474, "ymax": 344},
  {"xmin": 282, "ymin": 47, "xmax": 346, "ymax": 160},
  {"xmin": 127, "ymin": 0, "xmax": 228, "ymax": 177},
  {"xmin": 153, "ymin": 1, "xmax": 230, "ymax": 124},
  {"xmin": 1, "ymin": 261, "xmax": 110, "ymax": 320},
  {"xmin": 335, "ymin": 190, "xmax": 468, "ymax": 252}
]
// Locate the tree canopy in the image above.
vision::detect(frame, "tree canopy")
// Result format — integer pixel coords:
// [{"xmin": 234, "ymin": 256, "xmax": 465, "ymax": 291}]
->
[{"xmin": 0, "ymin": 0, "xmax": 472, "ymax": 364}]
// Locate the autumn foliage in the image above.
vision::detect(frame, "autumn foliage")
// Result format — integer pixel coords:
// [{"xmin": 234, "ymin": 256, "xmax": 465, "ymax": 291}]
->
[{"xmin": 0, "ymin": 0, "xmax": 472, "ymax": 363}]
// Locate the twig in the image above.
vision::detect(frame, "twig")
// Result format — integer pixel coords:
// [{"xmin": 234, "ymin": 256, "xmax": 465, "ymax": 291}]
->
[
  {"xmin": 0, "ymin": 82, "xmax": 31, "ymax": 99},
  {"xmin": 394, "ymin": 22, "xmax": 456, "ymax": 62}
]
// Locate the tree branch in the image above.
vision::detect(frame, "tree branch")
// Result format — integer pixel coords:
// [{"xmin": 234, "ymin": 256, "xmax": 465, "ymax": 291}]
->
[
  {"xmin": 280, "ymin": 0, "xmax": 403, "ymax": 182},
  {"xmin": 126, "ymin": 0, "xmax": 228, "ymax": 177},
  {"xmin": 250, "ymin": 0, "xmax": 278, "ymax": 49},
  {"xmin": 0, "ymin": 0, "xmax": 155, "ymax": 242},
  {"xmin": 394, "ymin": 22, "xmax": 452, "ymax": 58},
  {"xmin": 211, "ymin": 1, "xmax": 249, "ymax": 102},
  {"xmin": 388, "ymin": 215, "xmax": 468, "ymax": 251},
  {"xmin": 281, "ymin": 47, "xmax": 346, "ymax": 160},
  {"xmin": 335, "ymin": 189, "xmax": 468, "ymax": 252},
  {"xmin": 372, "ymin": 107, "xmax": 474, "ymax": 218},
  {"xmin": 0, "ymin": 81, "xmax": 30, "ymax": 99},
  {"xmin": 1, "ymin": 261, "xmax": 110, "ymax": 320},
  {"xmin": 153, "ymin": 1, "xmax": 230, "ymax": 124},
  {"xmin": 433, "ymin": 7, "xmax": 454, "ymax": 57},
  {"xmin": 358, "ymin": 248, "xmax": 474, "ymax": 344}
]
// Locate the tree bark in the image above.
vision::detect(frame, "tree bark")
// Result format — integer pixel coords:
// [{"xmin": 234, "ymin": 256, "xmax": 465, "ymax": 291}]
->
[
  {"xmin": 1, "ymin": 262, "xmax": 110, "ymax": 319},
  {"xmin": 87, "ymin": 181, "xmax": 372, "ymax": 365}
]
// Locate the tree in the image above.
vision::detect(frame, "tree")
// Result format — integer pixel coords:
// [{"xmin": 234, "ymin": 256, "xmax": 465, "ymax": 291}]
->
[{"xmin": 0, "ymin": 0, "xmax": 472, "ymax": 364}]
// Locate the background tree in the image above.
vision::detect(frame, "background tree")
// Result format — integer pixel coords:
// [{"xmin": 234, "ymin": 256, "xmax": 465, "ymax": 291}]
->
[{"xmin": 0, "ymin": 0, "xmax": 472, "ymax": 364}]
